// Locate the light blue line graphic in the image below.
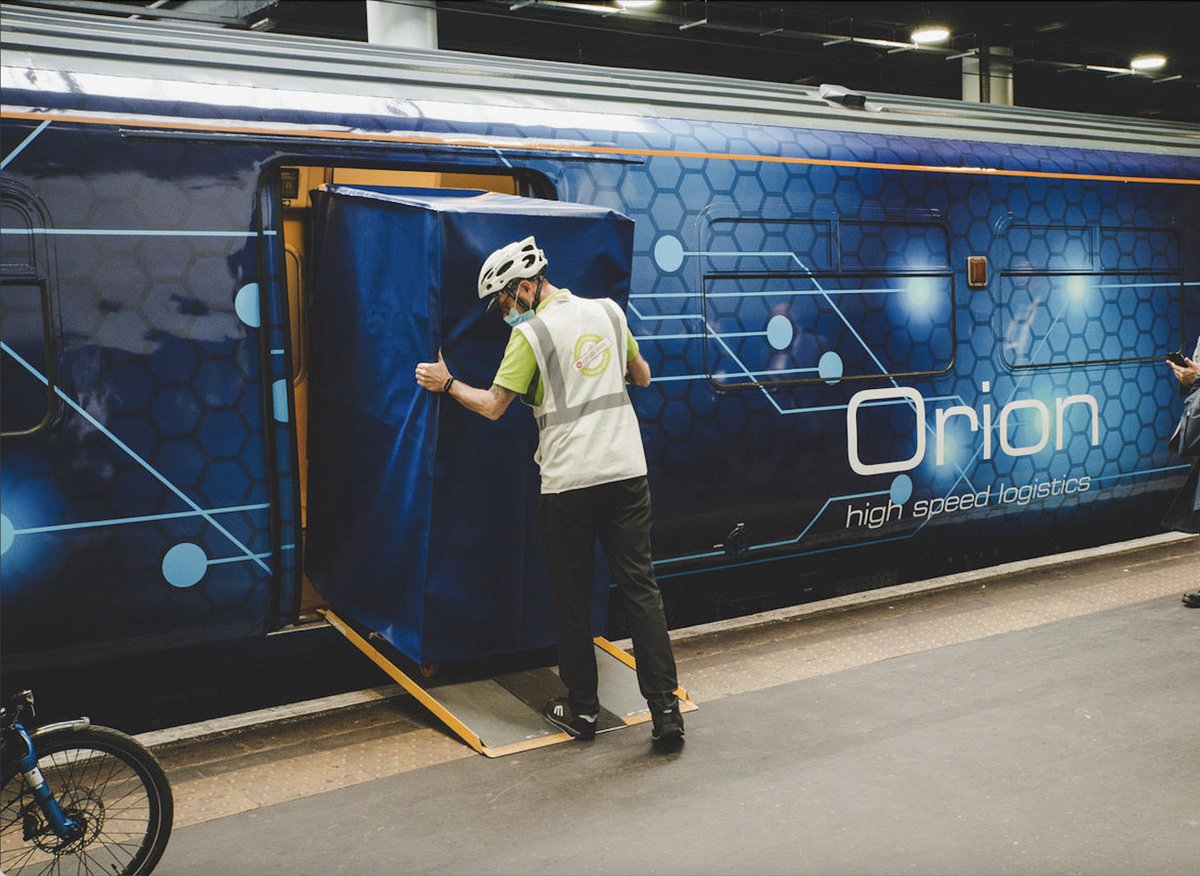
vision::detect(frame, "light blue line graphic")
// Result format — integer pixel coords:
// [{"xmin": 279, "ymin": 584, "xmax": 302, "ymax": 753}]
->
[
  {"xmin": 657, "ymin": 480, "xmax": 937, "ymax": 574},
  {"xmin": 652, "ymin": 365, "xmax": 821, "ymax": 383},
  {"xmin": 657, "ymin": 532, "xmax": 915, "ymax": 580},
  {"xmin": 271, "ymin": 349, "xmax": 285, "ymax": 355},
  {"xmin": 1093, "ymin": 280, "xmax": 1200, "ymax": 288},
  {"xmin": 705, "ymin": 287, "xmax": 912, "ymax": 299},
  {"xmin": 633, "ymin": 313, "xmax": 705, "ymax": 322},
  {"xmin": 208, "ymin": 551, "xmax": 272, "ymax": 566},
  {"xmin": 0, "ymin": 228, "xmax": 274, "ymax": 237},
  {"xmin": 1091, "ymin": 464, "xmax": 1191, "ymax": 483},
  {"xmin": 653, "ymin": 489, "xmax": 893, "ymax": 568},
  {"xmin": 1, "ymin": 341, "xmax": 271, "ymax": 574},
  {"xmin": 1013, "ymin": 298, "xmax": 1070, "ymax": 376},
  {"xmin": 748, "ymin": 490, "xmax": 890, "ymax": 552},
  {"xmin": 629, "ymin": 286, "xmax": 925, "ymax": 301},
  {"xmin": 1, "ymin": 119, "xmax": 51, "ymax": 170},
  {"xmin": 704, "ymin": 323, "xmax": 789, "ymax": 415},
  {"xmin": 683, "ymin": 250, "xmax": 798, "ymax": 258},
  {"xmin": 492, "ymin": 147, "xmax": 513, "ymax": 169},
  {"xmin": 801, "ymin": 273, "xmax": 892, "ymax": 378},
  {"xmin": 635, "ymin": 330, "xmax": 767, "ymax": 341},
  {"xmin": 14, "ymin": 503, "xmax": 272, "ymax": 536}
]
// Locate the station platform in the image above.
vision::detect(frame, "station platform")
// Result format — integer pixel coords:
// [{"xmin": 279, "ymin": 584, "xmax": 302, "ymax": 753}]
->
[{"xmin": 149, "ymin": 534, "xmax": 1198, "ymax": 875}]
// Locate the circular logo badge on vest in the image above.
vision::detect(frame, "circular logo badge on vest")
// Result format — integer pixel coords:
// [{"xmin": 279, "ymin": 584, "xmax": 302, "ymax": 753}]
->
[{"xmin": 572, "ymin": 333, "xmax": 612, "ymax": 378}]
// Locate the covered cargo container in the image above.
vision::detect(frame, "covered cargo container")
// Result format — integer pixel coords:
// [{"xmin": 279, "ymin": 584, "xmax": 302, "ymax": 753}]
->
[{"xmin": 305, "ymin": 186, "xmax": 635, "ymax": 664}]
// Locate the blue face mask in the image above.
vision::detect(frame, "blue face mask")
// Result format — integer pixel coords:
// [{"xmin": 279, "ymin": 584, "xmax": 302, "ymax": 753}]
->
[{"xmin": 504, "ymin": 307, "xmax": 535, "ymax": 327}]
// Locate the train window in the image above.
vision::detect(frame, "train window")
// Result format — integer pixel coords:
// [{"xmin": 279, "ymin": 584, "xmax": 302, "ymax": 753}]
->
[
  {"xmin": 697, "ymin": 216, "xmax": 954, "ymax": 388},
  {"xmin": 0, "ymin": 190, "xmax": 57, "ymax": 436},
  {"xmin": 999, "ymin": 223, "xmax": 1183, "ymax": 368}
]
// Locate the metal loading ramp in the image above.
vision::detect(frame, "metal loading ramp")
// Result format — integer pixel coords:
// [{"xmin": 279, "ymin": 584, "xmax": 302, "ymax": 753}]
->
[{"xmin": 321, "ymin": 609, "xmax": 698, "ymax": 758}]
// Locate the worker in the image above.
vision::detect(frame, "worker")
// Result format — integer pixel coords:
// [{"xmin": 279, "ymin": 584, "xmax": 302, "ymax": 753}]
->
[{"xmin": 414, "ymin": 236, "xmax": 684, "ymax": 748}]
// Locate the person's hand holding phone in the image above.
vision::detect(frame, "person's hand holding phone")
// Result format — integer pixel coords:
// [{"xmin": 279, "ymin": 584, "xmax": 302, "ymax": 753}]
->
[{"xmin": 1167, "ymin": 351, "xmax": 1199, "ymax": 388}]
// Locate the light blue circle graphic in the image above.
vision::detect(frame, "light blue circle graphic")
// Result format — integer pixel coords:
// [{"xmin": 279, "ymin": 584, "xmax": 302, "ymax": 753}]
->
[
  {"xmin": 890, "ymin": 474, "xmax": 913, "ymax": 506},
  {"xmin": 818, "ymin": 351, "xmax": 844, "ymax": 382},
  {"xmin": 653, "ymin": 235, "xmax": 685, "ymax": 273},
  {"xmin": 0, "ymin": 514, "xmax": 13, "ymax": 555},
  {"xmin": 766, "ymin": 315, "xmax": 794, "ymax": 351},
  {"xmin": 235, "ymin": 283, "xmax": 261, "ymax": 328},
  {"xmin": 163, "ymin": 542, "xmax": 207, "ymax": 588},
  {"xmin": 272, "ymin": 379, "xmax": 289, "ymax": 423}
]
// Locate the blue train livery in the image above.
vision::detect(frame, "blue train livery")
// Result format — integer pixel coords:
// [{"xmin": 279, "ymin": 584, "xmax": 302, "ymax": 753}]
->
[{"xmin": 1, "ymin": 6, "xmax": 1197, "ymax": 669}]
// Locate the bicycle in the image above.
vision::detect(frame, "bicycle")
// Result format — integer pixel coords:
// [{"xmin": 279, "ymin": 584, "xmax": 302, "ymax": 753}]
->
[{"xmin": 0, "ymin": 690, "xmax": 174, "ymax": 875}]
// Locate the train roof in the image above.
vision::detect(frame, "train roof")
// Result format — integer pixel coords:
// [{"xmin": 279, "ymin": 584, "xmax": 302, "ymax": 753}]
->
[{"xmin": 2, "ymin": 3, "xmax": 1199, "ymax": 157}]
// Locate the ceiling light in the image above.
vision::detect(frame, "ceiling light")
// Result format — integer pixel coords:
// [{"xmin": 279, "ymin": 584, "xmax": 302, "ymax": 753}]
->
[
  {"xmin": 616, "ymin": 0, "xmax": 658, "ymax": 8},
  {"xmin": 1130, "ymin": 54, "xmax": 1166, "ymax": 71},
  {"xmin": 910, "ymin": 25, "xmax": 950, "ymax": 45}
]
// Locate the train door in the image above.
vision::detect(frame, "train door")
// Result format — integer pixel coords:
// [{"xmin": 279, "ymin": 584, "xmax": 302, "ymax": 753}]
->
[{"xmin": 263, "ymin": 163, "xmax": 524, "ymax": 626}]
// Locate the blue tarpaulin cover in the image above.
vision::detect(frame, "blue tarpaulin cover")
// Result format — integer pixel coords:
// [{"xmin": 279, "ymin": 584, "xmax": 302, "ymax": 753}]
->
[{"xmin": 305, "ymin": 186, "xmax": 635, "ymax": 664}]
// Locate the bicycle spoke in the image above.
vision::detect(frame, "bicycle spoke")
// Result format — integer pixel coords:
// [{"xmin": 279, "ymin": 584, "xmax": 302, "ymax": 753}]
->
[
  {"xmin": 3, "ymin": 841, "xmax": 43, "ymax": 875},
  {"xmin": 88, "ymin": 753, "xmax": 125, "ymax": 802},
  {"xmin": 1, "ymin": 802, "xmax": 26, "ymax": 832},
  {"xmin": 75, "ymin": 849, "xmax": 100, "ymax": 876},
  {"xmin": 96, "ymin": 778, "xmax": 149, "ymax": 812},
  {"xmin": 92, "ymin": 825, "xmax": 144, "ymax": 852}
]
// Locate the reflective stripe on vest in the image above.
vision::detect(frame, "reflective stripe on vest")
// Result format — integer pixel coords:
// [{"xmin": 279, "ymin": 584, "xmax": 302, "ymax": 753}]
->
[{"xmin": 525, "ymin": 301, "xmax": 630, "ymax": 431}]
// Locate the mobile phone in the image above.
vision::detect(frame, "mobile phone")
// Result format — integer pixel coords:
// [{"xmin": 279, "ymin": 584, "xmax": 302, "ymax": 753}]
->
[{"xmin": 1167, "ymin": 351, "xmax": 1188, "ymax": 366}]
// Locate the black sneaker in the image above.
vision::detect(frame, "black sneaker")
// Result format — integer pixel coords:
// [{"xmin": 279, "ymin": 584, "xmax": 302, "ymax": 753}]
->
[
  {"xmin": 650, "ymin": 705, "xmax": 685, "ymax": 749},
  {"xmin": 544, "ymin": 696, "xmax": 597, "ymax": 740}
]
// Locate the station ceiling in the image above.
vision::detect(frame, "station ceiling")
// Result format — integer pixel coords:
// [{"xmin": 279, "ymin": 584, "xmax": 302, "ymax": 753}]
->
[{"xmin": 14, "ymin": 0, "xmax": 1200, "ymax": 124}]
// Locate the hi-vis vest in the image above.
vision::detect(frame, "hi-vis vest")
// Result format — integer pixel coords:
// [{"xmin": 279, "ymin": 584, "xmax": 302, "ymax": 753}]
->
[{"xmin": 514, "ymin": 291, "xmax": 647, "ymax": 494}]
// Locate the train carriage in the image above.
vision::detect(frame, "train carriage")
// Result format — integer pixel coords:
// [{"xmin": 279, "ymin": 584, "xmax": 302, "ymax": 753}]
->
[{"xmin": 1, "ymin": 4, "xmax": 1197, "ymax": 670}]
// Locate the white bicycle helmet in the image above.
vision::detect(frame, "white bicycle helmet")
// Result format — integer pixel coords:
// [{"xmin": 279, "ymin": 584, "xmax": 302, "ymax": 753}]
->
[{"xmin": 477, "ymin": 236, "xmax": 548, "ymax": 309}]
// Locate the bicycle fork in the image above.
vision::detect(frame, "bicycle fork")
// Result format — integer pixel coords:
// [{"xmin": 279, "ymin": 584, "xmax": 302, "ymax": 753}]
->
[{"xmin": 12, "ymin": 724, "xmax": 82, "ymax": 842}]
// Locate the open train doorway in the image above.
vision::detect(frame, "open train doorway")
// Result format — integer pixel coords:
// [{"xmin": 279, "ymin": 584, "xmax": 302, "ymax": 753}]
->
[{"xmin": 274, "ymin": 164, "xmax": 534, "ymax": 622}]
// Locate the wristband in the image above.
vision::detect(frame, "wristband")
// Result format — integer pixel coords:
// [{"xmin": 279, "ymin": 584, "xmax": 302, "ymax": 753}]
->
[{"xmin": 443, "ymin": 376, "xmax": 456, "ymax": 394}]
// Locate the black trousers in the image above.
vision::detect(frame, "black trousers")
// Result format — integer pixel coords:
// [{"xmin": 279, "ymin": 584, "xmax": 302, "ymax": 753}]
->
[{"xmin": 539, "ymin": 476, "xmax": 679, "ymax": 714}]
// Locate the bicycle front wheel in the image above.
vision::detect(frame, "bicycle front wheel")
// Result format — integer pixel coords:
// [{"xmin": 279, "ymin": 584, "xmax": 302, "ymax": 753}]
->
[{"xmin": 0, "ymin": 725, "xmax": 174, "ymax": 876}]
